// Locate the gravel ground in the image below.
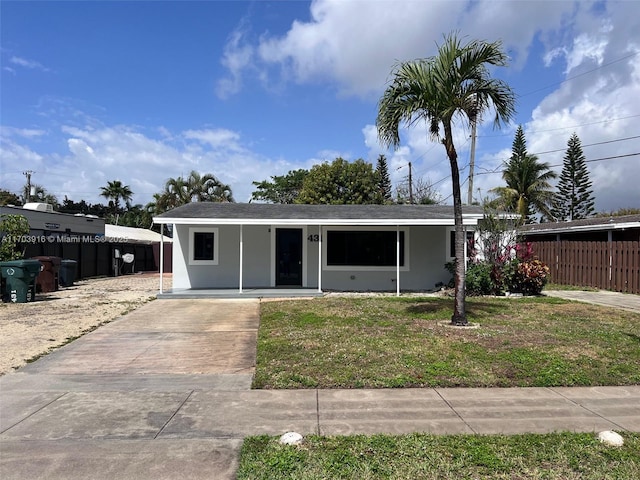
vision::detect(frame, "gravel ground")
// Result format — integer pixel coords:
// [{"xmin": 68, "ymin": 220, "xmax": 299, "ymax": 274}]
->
[{"xmin": 0, "ymin": 273, "xmax": 171, "ymax": 375}]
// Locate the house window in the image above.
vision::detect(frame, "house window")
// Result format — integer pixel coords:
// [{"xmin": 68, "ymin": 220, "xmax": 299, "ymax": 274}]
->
[
  {"xmin": 189, "ymin": 227, "xmax": 219, "ymax": 265},
  {"xmin": 327, "ymin": 230, "xmax": 405, "ymax": 267},
  {"xmin": 449, "ymin": 230, "xmax": 475, "ymax": 258}
]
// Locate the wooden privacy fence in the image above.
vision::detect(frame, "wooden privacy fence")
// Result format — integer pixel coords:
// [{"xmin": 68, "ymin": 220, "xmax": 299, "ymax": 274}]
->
[{"xmin": 531, "ymin": 240, "xmax": 640, "ymax": 294}]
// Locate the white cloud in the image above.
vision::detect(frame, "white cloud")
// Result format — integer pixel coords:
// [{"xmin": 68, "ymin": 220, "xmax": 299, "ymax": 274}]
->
[
  {"xmin": 219, "ymin": 0, "xmax": 576, "ymax": 98},
  {"xmin": 0, "ymin": 126, "xmax": 46, "ymax": 138},
  {"xmin": 216, "ymin": 24, "xmax": 256, "ymax": 99},
  {"xmin": 10, "ymin": 56, "xmax": 51, "ymax": 72},
  {"xmin": 183, "ymin": 128, "xmax": 243, "ymax": 150},
  {"xmin": 0, "ymin": 122, "xmax": 299, "ymax": 205}
]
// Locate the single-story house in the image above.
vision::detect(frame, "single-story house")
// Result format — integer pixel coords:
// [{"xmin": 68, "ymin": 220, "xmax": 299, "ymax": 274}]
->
[{"xmin": 153, "ymin": 203, "xmax": 485, "ymax": 297}]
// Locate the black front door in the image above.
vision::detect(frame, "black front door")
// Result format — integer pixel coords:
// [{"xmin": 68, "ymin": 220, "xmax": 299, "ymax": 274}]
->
[{"xmin": 276, "ymin": 228, "xmax": 302, "ymax": 286}]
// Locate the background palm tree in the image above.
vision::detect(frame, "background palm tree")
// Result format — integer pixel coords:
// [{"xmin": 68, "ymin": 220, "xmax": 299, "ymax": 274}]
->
[
  {"xmin": 99, "ymin": 180, "xmax": 133, "ymax": 224},
  {"xmin": 491, "ymin": 126, "xmax": 556, "ymax": 222},
  {"xmin": 492, "ymin": 155, "xmax": 556, "ymax": 222},
  {"xmin": 186, "ymin": 170, "xmax": 234, "ymax": 203},
  {"xmin": 148, "ymin": 170, "xmax": 234, "ymax": 216},
  {"xmin": 377, "ymin": 32, "xmax": 516, "ymax": 325}
]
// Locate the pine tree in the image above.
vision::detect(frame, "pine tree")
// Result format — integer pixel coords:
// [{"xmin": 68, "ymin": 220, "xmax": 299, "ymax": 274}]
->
[
  {"xmin": 375, "ymin": 154, "xmax": 392, "ymax": 203},
  {"xmin": 511, "ymin": 125, "xmax": 527, "ymax": 162},
  {"xmin": 552, "ymin": 133, "xmax": 595, "ymax": 221}
]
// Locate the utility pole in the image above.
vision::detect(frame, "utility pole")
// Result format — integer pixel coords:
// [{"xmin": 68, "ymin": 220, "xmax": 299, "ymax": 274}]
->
[
  {"xmin": 23, "ymin": 170, "xmax": 34, "ymax": 203},
  {"xmin": 408, "ymin": 161, "xmax": 414, "ymax": 204},
  {"xmin": 467, "ymin": 95, "xmax": 478, "ymax": 205},
  {"xmin": 467, "ymin": 121, "xmax": 477, "ymax": 205}
]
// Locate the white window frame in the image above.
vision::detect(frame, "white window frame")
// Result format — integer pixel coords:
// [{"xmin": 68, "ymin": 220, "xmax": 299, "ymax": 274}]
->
[
  {"xmin": 322, "ymin": 226, "xmax": 410, "ymax": 272},
  {"xmin": 189, "ymin": 227, "xmax": 219, "ymax": 265}
]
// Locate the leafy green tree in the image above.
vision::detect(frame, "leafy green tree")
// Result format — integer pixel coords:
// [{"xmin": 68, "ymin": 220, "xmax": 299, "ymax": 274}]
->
[
  {"xmin": 375, "ymin": 155, "xmax": 393, "ymax": 203},
  {"xmin": 0, "ymin": 214, "xmax": 30, "ymax": 261},
  {"xmin": 297, "ymin": 158, "xmax": 380, "ymax": 204},
  {"xmin": 119, "ymin": 204, "xmax": 154, "ymax": 229},
  {"xmin": 551, "ymin": 133, "xmax": 595, "ymax": 221},
  {"xmin": 491, "ymin": 126, "xmax": 556, "ymax": 223},
  {"xmin": 0, "ymin": 189, "xmax": 21, "ymax": 206},
  {"xmin": 377, "ymin": 33, "xmax": 516, "ymax": 325},
  {"xmin": 251, "ymin": 169, "xmax": 309, "ymax": 204},
  {"xmin": 58, "ymin": 196, "xmax": 109, "ymax": 217},
  {"xmin": 100, "ymin": 180, "xmax": 133, "ymax": 224}
]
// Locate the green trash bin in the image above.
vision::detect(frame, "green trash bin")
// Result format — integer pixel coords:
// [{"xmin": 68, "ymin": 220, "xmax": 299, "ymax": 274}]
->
[
  {"xmin": 59, "ymin": 259, "xmax": 78, "ymax": 287},
  {"xmin": 0, "ymin": 259, "xmax": 42, "ymax": 303}
]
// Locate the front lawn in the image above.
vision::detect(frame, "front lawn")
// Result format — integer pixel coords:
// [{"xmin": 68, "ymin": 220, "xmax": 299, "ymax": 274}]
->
[
  {"xmin": 237, "ymin": 432, "xmax": 640, "ymax": 480},
  {"xmin": 254, "ymin": 296, "xmax": 640, "ymax": 389}
]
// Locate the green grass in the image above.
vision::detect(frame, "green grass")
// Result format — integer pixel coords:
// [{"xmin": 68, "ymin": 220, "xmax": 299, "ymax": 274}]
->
[
  {"xmin": 237, "ymin": 432, "xmax": 640, "ymax": 479},
  {"xmin": 254, "ymin": 296, "xmax": 640, "ymax": 388}
]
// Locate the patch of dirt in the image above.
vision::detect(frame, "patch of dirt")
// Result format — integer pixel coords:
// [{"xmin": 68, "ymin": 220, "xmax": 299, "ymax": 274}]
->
[{"xmin": 0, "ymin": 273, "xmax": 171, "ymax": 375}]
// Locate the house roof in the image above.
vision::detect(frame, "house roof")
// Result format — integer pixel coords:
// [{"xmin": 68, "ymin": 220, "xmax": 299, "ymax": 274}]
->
[
  {"xmin": 105, "ymin": 224, "xmax": 173, "ymax": 244},
  {"xmin": 153, "ymin": 202, "xmax": 486, "ymax": 226},
  {"xmin": 520, "ymin": 214, "xmax": 640, "ymax": 235}
]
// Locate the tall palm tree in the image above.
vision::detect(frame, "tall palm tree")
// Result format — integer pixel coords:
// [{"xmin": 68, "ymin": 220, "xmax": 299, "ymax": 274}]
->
[
  {"xmin": 99, "ymin": 180, "xmax": 133, "ymax": 224},
  {"xmin": 492, "ymin": 154, "xmax": 556, "ymax": 222},
  {"xmin": 377, "ymin": 33, "xmax": 516, "ymax": 325}
]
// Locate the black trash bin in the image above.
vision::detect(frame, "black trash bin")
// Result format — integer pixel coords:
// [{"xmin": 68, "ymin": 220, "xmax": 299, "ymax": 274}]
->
[
  {"xmin": 59, "ymin": 259, "xmax": 78, "ymax": 287},
  {"xmin": 32, "ymin": 256, "xmax": 61, "ymax": 293},
  {"xmin": 0, "ymin": 259, "xmax": 42, "ymax": 303}
]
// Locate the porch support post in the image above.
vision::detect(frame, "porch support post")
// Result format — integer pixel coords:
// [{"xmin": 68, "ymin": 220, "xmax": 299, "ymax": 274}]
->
[
  {"xmin": 396, "ymin": 225, "xmax": 400, "ymax": 297},
  {"xmin": 463, "ymin": 225, "xmax": 468, "ymax": 272},
  {"xmin": 318, "ymin": 224, "xmax": 323, "ymax": 293},
  {"xmin": 239, "ymin": 224, "xmax": 244, "ymax": 293},
  {"xmin": 159, "ymin": 224, "xmax": 164, "ymax": 294}
]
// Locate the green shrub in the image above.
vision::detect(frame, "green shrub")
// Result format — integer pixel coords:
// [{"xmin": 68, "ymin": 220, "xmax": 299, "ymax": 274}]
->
[{"xmin": 465, "ymin": 262, "xmax": 495, "ymax": 296}]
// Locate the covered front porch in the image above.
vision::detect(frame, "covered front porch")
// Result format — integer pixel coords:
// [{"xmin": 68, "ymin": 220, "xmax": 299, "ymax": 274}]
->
[{"xmin": 157, "ymin": 287, "xmax": 324, "ymax": 299}]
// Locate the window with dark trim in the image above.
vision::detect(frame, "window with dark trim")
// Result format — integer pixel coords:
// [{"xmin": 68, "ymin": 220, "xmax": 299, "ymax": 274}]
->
[
  {"xmin": 449, "ymin": 230, "xmax": 475, "ymax": 257},
  {"xmin": 193, "ymin": 231, "xmax": 215, "ymax": 261},
  {"xmin": 327, "ymin": 230, "xmax": 404, "ymax": 266}
]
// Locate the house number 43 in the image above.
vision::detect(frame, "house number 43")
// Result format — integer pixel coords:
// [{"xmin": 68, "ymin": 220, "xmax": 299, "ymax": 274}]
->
[{"xmin": 307, "ymin": 234, "xmax": 321, "ymax": 242}]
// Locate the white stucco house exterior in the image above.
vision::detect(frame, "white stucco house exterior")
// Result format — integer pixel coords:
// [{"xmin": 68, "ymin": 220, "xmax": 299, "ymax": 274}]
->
[{"xmin": 153, "ymin": 203, "xmax": 484, "ymax": 297}]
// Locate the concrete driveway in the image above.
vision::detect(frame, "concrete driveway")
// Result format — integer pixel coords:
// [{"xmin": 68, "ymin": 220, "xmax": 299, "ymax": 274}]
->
[
  {"xmin": 545, "ymin": 289, "xmax": 640, "ymax": 313},
  {"xmin": 0, "ymin": 298, "xmax": 260, "ymax": 480}
]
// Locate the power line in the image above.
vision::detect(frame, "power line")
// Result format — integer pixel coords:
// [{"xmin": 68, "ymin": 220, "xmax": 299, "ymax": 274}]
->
[
  {"xmin": 534, "ymin": 135, "xmax": 640, "ymax": 156},
  {"xmin": 475, "ymin": 151, "xmax": 640, "ymax": 176},
  {"xmin": 550, "ymin": 152, "xmax": 640, "ymax": 168},
  {"xmin": 477, "ymin": 114, "xmax": 640, "ymax": 138},
  {"xmin": 519, "ymin": 51, "xmax": 640, "ymax": 98}
]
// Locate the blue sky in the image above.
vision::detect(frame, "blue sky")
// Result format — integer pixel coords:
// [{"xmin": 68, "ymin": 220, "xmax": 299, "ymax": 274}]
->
[{"xmin": 1, "ymin": 0, "xmax": 639, "ymax": 212}]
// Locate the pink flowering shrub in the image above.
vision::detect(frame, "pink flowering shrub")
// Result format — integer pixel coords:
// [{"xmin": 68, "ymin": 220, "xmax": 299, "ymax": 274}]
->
[
  {"xmin": 502, "ymin": 243, "xmax": 550, "ymax": 295},
  {"xmin": 449, "ymin": 241, "xmax": 550, "ymax": 296}
]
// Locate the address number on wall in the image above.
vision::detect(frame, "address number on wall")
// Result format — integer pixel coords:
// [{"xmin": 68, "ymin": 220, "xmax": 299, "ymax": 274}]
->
[{"xmin": 307, "ymin": 234, "xmax": 321, "ymax": 242}]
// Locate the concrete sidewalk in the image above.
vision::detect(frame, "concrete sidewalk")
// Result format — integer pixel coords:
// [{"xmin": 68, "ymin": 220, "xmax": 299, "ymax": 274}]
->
[{"xmin": 1, "ymin": 297, "xmax": 639, "ymax": 480}]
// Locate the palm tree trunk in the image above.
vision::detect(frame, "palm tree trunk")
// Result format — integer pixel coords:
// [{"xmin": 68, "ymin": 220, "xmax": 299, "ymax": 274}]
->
[{"xmin": 444, "ymin": 122, "xmax": 467, "ymax": 326}]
